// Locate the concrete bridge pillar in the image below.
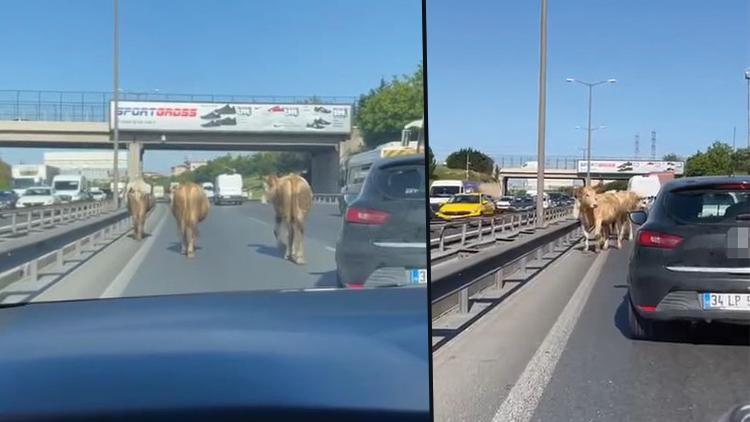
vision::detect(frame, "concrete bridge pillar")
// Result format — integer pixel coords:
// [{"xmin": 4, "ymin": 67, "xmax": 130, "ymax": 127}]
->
[
  {"xmin": 127, "ymin": 142, "xmax": 142, "ymax": 180},
  {"xmin": 310, "ymin": 148, "xmax": 339, "ymax": 194}
]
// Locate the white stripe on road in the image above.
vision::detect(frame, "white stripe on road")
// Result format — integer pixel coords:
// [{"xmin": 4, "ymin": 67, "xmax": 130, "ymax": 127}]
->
[
  {"xmin": 491, "ymin": 249, "xmax": 609, "ymax": 422},
  {"xmin": 100, "ymin": 207, "xmax": 169, "ymax": 298}
]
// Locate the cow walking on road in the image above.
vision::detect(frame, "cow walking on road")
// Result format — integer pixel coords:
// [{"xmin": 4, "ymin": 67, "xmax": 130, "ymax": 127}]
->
[
  {"xmin": 126, "ymin": 178, "xmax": 154, "ymax": 241},
  {"xmin": 263, "ymin": 174, "xmax": 313, "ymax": 265},
  {"xmin": 171, "ymin": 182, "xmax": 209, "ymax": 258}
]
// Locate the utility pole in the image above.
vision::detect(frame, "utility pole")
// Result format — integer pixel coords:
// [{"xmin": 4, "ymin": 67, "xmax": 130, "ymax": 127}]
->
[
  {"xmin": 634, "ymin": 133, "xmax": 640, "ymax": 158},
  {"xmin": 112, "ymin": 0, "xmax": 120, "ymax": 208},
  {"xmin": 465, "ymin": 151, "xmax": 470, "ymax": 180},
  {"xmin": 651, "ymin": 130, "xmax": 656, "ymax": 160},
  {"xmin": 535, "ymin": 0, "xmax": 547, "ymax": 228},
  {"xmin": 745, "ymin": 69, "xmax": 750, "ymax": 148}
]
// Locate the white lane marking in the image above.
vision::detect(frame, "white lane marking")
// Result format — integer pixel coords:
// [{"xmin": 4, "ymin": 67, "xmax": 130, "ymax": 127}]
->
[
  {"xmin": 491, "ymin": 250, "xmax": 609, "ymax": 422},
  {"xmin": 100, "ymin": 206, "xmax": 169, "ymax": 298}
]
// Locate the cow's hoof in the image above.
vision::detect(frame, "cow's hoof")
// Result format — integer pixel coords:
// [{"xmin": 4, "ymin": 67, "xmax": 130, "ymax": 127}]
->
[{"xmin": 293, "ymin": 257, "xmax": 306, "ymax": 265}]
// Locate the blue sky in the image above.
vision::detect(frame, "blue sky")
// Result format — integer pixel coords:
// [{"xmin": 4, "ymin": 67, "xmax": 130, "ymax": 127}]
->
[
  {"xmin": 0, "ymin": 0, "xmax": 422, "ymax": 173},
  {"xmin": 427, "ymin": 0, "xmax": 750, "ymax": 163}
]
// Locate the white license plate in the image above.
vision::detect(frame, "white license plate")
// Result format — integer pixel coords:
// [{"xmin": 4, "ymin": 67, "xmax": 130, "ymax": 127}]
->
[
  {"xmin": 408, "ymin": 269, "xmax": 427, "ymax": 285},
  {"xmin": 701, "ymin": 293, "xmax": 750, "ymax": 310}
]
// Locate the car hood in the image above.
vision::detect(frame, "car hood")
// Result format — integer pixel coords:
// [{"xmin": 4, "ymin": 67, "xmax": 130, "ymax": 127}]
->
[
  {"xmin": 0, "ymin": 288, "xmax": 429, "ymax": 417},
  {"xmin": 438, "ymin": 203, "xmax": 480, "ymax": 212}
]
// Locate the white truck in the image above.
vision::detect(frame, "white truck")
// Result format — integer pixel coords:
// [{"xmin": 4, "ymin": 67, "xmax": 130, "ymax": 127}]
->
[
  {"xmin": 11, "ymin": 164, "xmax": 60, "ymax": 196},
  {"xmin": 52, "ymin": 174, "xmax": 89, "ymax": 203},
  {"xmin": 214, "ymin": 174, "xmax": 244, "ymax": 205},
  {"xmin": 152, "ymin": 185, "xmax": 166, "ymax": 201}
]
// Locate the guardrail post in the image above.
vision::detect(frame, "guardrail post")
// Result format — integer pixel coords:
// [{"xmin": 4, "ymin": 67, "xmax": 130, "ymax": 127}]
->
[
  {"xmin": 490, "ymin": 217, "xmax": 496, "ymax": 238},
  {"xmin": 478, "ymin": 219, "xmax": 483, "ymax": 241},
  {"xmin": 439, "ymin": 226, "xmax": 446, "ymax": 252},
  {"xmin": 27, "ymin": 211, "xmax": 32, "ymax": 232},
  {"xmin": 520, "ymin": 256, "xmax": 527, "ymax": 273},
  {"xmin": 11, "ymin": 213, "xmax": 17, "ymax": 234},
  {"xmin": 75, "ymin": 238, "xmax": 82, "ymax": 256},
  {"xmin": 28, "ymin": 260, "xmax": 38, "ymax": 283},
  {"xmin": 494, "ymin": 268, "xmax": 504, "ymax": 290},
  {"xmin": 56, "ymin": 249, "xmax": 64, "ymax": 268},
  {"xmin": 458, "ymin": 288, "xmax": 469, "ymax": 313},
  {"xmin": 460, "ymin": 223, "xmax": 467, "ymax": 247}
]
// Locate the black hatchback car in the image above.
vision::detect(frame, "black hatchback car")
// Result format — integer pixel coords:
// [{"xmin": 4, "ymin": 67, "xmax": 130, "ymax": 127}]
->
[
  {"xmin": 627, "ymin": 176, "xmax": 750, "ymax": 339},
  {"xmin": 335, "ymin": 155, "xmax": 427, "ymax": 288}
]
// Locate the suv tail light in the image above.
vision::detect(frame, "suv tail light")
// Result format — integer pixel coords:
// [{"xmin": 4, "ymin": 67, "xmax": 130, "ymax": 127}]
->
[
  {"xmin": 345, "ymin": 208, "xmax": 390, "ymax": 225},
  {"xmin": 638, "ymin": 230, "xmax": 683, "ymax": 249}
]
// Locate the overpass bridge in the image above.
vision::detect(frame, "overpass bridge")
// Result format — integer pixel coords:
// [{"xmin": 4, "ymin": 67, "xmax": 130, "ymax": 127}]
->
[{"xmin": 0, "ymin": 90, "xmax": 357, "ymax": 193}]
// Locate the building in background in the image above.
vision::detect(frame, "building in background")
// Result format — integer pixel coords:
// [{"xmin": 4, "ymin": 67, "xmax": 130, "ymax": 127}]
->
[
  {"xmin": 43, "ymin": 151, "xmax": 127, "ymax": 182},
  {"xmin": 170, "ymin": 160, "xmax": 207, "ymax": 177}
]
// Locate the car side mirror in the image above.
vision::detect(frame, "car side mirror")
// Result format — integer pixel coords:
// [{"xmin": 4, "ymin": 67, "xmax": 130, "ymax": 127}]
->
[{"xmin": 629, "ymin": 210, "xmax": 647, "ymax": 225}]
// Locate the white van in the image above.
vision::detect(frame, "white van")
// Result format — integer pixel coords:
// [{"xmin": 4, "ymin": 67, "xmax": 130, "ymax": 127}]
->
[
  {"xmin": 52, "ymin": 174, "xmax": 88, "ymax": 203},
  {"xmin": 429, "ymin": 180, "xmax": 480, "ymax": 211},
  {"xmin": 215, "ymin": 174, "xmax": 244, "ymax": 205}
]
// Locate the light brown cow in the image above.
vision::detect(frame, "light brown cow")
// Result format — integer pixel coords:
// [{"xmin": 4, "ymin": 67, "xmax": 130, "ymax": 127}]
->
[
  {"xmin": 612, "ymin": 190, "xmax": 641, "ymax": 241},
  {"xmin": 263, "ymin": 174, "xmax": 313, "ymax": 264},
  {"xmin": 171, "ymin": 182, "xmax": 209, "ymax": 258},
  {"xmin": 126, "ymin": 187, "xmax": 153, "ymax": 241},
  {"xmin": 576, "ymin": 187, "xmax": 628, "ymax": 251}
]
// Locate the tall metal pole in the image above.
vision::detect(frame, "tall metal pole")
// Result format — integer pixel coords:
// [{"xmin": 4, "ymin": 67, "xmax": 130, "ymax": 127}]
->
[
  {"xmin": 586, "ymin": 84, "xmax": 592, "ymax": 186},
  {"xmin": 112, "ymin": 0, "xmax": 120, "ymax": 208},
  {"xmin": 535, "ymin": 0, "xmax": 547, "ymax": 228},
  {"xmin": 746, "ymin": 69, "xmax": 750, "ymax": 149}
]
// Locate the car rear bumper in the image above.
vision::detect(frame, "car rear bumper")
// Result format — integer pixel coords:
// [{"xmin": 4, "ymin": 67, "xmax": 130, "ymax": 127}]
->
[
  {"xmin": 335, "ymin": 238, "xmax": 427, "ymax": 287},
  {"xmin": 629, "ymin": 262, "xmax": 750, "ymax": 324}
]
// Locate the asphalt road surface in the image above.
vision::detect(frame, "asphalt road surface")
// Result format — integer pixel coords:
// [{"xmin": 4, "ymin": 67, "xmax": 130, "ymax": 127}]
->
[
  {"xmin": 33, "ymin": 201, "xmax": 343, "ymax": 301},
  {"xmin": 433, "ymin": 242, "xmax": 750, "ymax": 422}
]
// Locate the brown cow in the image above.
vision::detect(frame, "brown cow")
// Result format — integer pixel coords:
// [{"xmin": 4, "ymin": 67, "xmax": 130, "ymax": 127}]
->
[
  {"xmin": 612, "ymin": 190, "xmax": 641, "ymax": 241},
  {"xmin": 576, "ymin": 187, "xmax": 627, "ymax": 252},
  {"xmin": 171, "ymin": 182, "xmax": 209, "ymax": 258},
  {"xmin": 126, "ymin": 189, "xmax": 151, "ymax": 240},
  {"xmin": 126, "ymin": 178, "xmax": 154, "ymax": 241},
  {"xmin": 263, "ymin": 174, "xmax": 313, "ymax": 264}
]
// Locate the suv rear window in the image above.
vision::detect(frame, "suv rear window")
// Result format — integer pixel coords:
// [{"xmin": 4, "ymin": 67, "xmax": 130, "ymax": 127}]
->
[
  {"xmin": 371, "ymin": 164, "xmax": 425, "ymax": 200},
  {"xmin": 667, "ymin": 185, "xmax": 750, "ymax": 224}
]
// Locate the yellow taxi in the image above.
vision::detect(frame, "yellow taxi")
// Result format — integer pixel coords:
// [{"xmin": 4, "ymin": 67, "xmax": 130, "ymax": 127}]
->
[{"xmin": 435, "ymin": 193, "xmax": 496, "ymax": 220}]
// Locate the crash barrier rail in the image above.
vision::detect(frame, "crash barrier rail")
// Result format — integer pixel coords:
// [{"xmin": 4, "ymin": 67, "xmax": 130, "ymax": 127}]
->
[
  {"xmin": 0, "ymin": 200, "xmax": 116, "ymax": 238},
  {"xmin": 312, "ymin": 194, "xmax": 342, "ymax": 204},
  {"xmin": 0, "ymin": 214, "xmax": 133, "ymax": 294},
  {"xmin": 430, "ymin": 205, "xmax": 574, "ymax": 255},
  {"xmin": 431, "ymin": 219, "xmax": 582, "ymax": 320},
  {"xmin": 0, "ymin": 89, "xmax": 356, "ymax": 123}
]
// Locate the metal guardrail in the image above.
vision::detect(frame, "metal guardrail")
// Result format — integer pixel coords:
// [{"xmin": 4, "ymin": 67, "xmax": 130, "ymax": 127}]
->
[
  {"xmin": 431, "ymin": 219, "xmax": 581, "ymax": 320},
  {"xmin": 312, "ymin": 194, "xmax": 341, "ymax": 205},
  {"xmin": 0, "ymin": 200, "xmax": 116, "ymax": 238},
  {"xmin": 0, "ymin": 214, "xmax": 133, "ymax": 296},
  {"xmin": 430, "ymin": 206, "xmax": 573, "ymax": 255},
  {"xmin": 0, "ymin": 89, "xmax": 356, "ymax": 122},
  {"xmin": 0, "ymin": 201, "xmax": 115, "ymax": 236}
]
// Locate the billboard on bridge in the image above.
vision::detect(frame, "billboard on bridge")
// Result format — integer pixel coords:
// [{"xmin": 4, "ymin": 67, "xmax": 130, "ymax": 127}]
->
[
  {"xmin": 577, "ymin": 160, "xmax": 685, "ymax": 175},
  {"xmin": 110, "ymin": 101, "xmax": 351, "ymax": 134}
]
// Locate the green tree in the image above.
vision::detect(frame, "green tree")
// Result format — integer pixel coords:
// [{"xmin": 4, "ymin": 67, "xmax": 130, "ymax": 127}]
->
[
  {"xmin": 732, "ymin": 147, "xmax": 750, "ymax": 175},
  {"xmin": 662, "ymin": 153, "xmax": 682, "ymax": 161},
  {"xmin": 355, "ymin": 63, "xmax": 423, "ymax": 149},
  {"xmin": 445, "ymin": 148, "xmax": 494, "ymax": 175},
  {"xmin": 0, "ymin": 159, "xmax": 10, "ymax": 190},
  {"xmin": 685, "ymin": 141, "xmax": 735, "ymax": 176}
]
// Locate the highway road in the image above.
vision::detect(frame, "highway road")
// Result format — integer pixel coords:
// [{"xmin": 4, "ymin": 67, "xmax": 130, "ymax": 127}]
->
[
  {"xmin": 433, "ymin": 242, "xmax": 750, "ymax": 422},
  {"xmin": 27, "ymin": 201, "xmax": 343, "ymax": 302}
]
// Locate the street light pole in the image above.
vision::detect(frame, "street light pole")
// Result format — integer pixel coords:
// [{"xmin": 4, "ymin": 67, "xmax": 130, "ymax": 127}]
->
[
  {"xmin": 112, "ymin": 0, "xmax": 120, "ymax": 208},
  {"xmin": 535, "ymin": 0, "xmax": 547, "ymax": 228},
  {"xmin": 745, "ymin": 68, "xmax": 750, "ymax": 149},
  {"xmin": 566, "ymin": 77, "xmax": 616, "ymax": 187}
]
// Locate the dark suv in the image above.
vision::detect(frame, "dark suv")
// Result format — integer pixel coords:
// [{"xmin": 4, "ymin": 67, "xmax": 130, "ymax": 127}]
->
[
  {"xmin": 627, "ymin": 176, "xmax": 750, "ymax": 339},
  {"xmin": 335, "ymin": 155, "xmax": 427, "ymax": 288}
]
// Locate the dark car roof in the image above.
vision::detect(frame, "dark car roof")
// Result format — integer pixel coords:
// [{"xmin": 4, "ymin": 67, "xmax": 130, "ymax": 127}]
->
[
  {"xmin": 0, "ymin": 289, "xmax": 429, "ymax": 420},
  {"xmin": 661, "ymin": 175, "xmax": 750, "ymax": 191}
]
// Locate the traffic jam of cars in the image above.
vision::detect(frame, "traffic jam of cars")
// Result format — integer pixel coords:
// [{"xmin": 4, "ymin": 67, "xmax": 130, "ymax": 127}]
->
[{"xmin": 428, "ymin": 179, "xmax": 574, "ymax": 222}]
